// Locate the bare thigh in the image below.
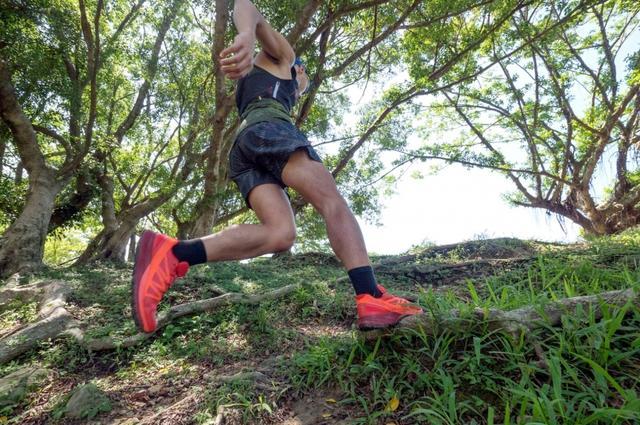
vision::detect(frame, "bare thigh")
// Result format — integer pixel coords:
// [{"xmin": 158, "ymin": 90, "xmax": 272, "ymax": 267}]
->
[
  {"xmin": 247, "ymin": 183, "xmax": 296, "ymax": 231},
  {"xmin": 281, "ymin": 150, "xmax": 343, "ymax": 209}
]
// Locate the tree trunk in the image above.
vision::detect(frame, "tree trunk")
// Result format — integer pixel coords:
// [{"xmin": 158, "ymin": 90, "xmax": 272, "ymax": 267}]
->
[
  {"xmin": 190, "ymin": 197, "xmax": 219, "ymax": 238},
  {"xmin": 74, "ymin": 223, "xmax": 134, "ymax": 265},
  {"xmin": 189, "ymin": 148, "xmax": 233, "ymax": 238},
  {"xmin": 552, "ymin": 186, "xmax": 640, "ymax": 236},
  {"xmin": 14, "ymin": 161, "xmax": 22, "ymax": 184},
  {"xmin": 98, "ymin": 223, "xmax": 135, "ymax": 262},
  {"xmin": 0, "ymin": 126, "xmax": 6, "ymax": 174},
  {"xmin": 75, "ymin": 227, "xmax": 107, "ymax": 265},
  {"xmin": 0, "ymin": 60, "xmax": 71, "ymax": 277},
  {"xmin": 0, "ymin": 170, "xmax": 63, "ymax": 276},
  {"xmin": 176, "ymin": 221, "xmax": 190, "ymax": 240},
  {"xmin": 600, "ymin": 205, "xmax": 640, "ymax": 235},
  {"xmin": 189, "ymin": 127, "xmax": 235, "ymax": 238},
  {"xmin": 48, "ymin": 167, "xmax": 96, "ymax": 232},
  {"xmin": 189, "ymin": 0, "xmax": 234, "ymax": 238},
  {"xmin": 76, "ymin": 196, "xmax": 169, "ymax": 265},
  {"xmin": 127, "ymin": 233, "xmax": 136, "ymax": 262}
]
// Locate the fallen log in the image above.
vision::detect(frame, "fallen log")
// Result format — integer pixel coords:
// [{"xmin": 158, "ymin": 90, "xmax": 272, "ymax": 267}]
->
[
  {"xmin": 0, "ymin": 278, "xmax": 301, "ymax": 363},
  {"xmin": 2, "ymin": 272, "xmax": 637, "ymax": 364}
]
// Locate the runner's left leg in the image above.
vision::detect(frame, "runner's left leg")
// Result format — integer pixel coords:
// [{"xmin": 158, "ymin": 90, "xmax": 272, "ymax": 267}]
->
[
  {"xmin": 281, "ymin": 149, "xmax": 423, "ymax": 329},
  {"xmin": 132, "ymin": 183, "xmax": 295, "ymax": 332}
]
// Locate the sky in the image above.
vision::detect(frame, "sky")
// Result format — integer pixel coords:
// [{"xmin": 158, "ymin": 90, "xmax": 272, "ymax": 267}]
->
[
  {"xmin": 357, "ymin": 163, "xmax": 581, "ymax": 255},
  {"xmin": 331, "ymin": 94, "xmax": 585, "ymax": 255},
  {"xmin": 335, "ymin": 61, "xmax": 610, "ymax": 254}
]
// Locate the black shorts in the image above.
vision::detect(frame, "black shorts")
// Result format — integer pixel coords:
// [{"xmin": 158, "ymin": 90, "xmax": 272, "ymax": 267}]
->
[{"xmin": 228, "ymin": 120, "xmax": 322, "ymax": 208}]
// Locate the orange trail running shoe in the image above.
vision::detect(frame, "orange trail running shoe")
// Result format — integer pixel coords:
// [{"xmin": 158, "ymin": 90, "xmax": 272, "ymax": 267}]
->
[
  {"xmin": 377, "ymin": 284, "xmax": 413, "ymax": 305},
  {"xmin": 132, "ymin": 230, "xmax": 190, "ymax": 333},
  {"xmin": 356, "ymin": 289, "xmax": 423, "ymax": 330}
]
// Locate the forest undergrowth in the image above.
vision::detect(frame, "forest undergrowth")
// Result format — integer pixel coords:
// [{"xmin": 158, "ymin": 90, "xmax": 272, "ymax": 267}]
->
[{"xmin": 1, "ymin": 232, "xmax": 639, "ymax": 424}]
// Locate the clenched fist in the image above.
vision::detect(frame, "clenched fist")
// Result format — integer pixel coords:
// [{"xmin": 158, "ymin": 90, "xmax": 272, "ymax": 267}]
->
[{"xmin": 220, "ymin": 32, "xmax": 256, "ymax": 80}]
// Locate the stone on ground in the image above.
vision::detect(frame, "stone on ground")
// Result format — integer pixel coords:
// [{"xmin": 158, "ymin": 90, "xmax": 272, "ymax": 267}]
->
[
  {"xmin": 64, "ymin": 382, "xmax": 112, "ymax": 419},
  {"xmin": 0, "ymin": 366, "xmax": 52, "ymax": 409}
]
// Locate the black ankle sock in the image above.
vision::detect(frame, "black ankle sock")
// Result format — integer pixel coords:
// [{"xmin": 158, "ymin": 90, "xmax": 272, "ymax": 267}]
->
[
  {"xmin": 348, "ymin": 266, "xmax": 382, "ymax": 297},
  {"xmin": 172, "ymin": 239, "xmax": 207, "ymax": 266}
]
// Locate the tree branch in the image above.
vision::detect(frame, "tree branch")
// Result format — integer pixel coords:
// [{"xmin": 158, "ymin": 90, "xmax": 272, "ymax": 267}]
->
[
  {"xmin": 331, "ymin": 86, "xmax": 418, "ymax": 178},
  {"xmin": 0, "ymin": 61, "xmax": 49, "ymax": 177},
  {"xmin": 32, "ymin": 124, "xmax": 72, "ymax": 157},
  {"xmin": 444, "ymin": 92, "xmax": 537, "ymax": 202},
  {"xmin": 286, "ymin": 0, "xmax": 322, "ymax": 47},
  {"xmin": 114, "ymin": 0, "xmax": 180, "ymax": 142},
  {"xmin": 328, "ymin": 0, "xmax": 421, "ymax": 78},
  {"xmin": 83, "ymin": 284, "xmax": 301, "ymax": 351}
]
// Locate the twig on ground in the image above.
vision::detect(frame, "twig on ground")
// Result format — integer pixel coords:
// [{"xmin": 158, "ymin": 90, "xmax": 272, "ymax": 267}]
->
[
  {"xmin": 0, "ymin": 280, "xmax": 302, "ymax": 363},
  {"xmin": 138, "ymin": 388, "xmax": 203, "ymax": 425}
]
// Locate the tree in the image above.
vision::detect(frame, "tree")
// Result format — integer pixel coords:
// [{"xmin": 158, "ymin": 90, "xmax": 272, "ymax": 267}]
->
[
  {"xmin": 170, "ymin": 0, "xmax": 425, "ymax": 239},
  {"xmin": 74, "ymin": 0, "xmax": 209, "ymax": 263},
  {"xmin": 282, "ymin": 0, "xmax": 598, "ymax": 231},
  {"xmin": 0, "ymin": 0, "xmax": 91, "ymax": 276},
  {"xmin": 407, "ymin": 0, "xmax": 640, "ymax": 235},
  {"xmin": 0, "ymin": 0, "xmax": 187, "ymax": 275}
]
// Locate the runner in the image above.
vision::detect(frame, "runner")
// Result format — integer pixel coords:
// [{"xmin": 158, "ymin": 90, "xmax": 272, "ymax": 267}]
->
[{"xmin": 132, "ymin": 0, "xmax": 423, "ymax": 334}]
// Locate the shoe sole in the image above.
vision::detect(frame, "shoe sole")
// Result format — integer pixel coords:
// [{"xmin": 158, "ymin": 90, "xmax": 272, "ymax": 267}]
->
[
  {"xmin": 357, "ymin": 312, "xmax": 412, "ymax": 331},
  {"xmin": 131, "ymin": 230, "xmax": 154, "ymax": 333}
]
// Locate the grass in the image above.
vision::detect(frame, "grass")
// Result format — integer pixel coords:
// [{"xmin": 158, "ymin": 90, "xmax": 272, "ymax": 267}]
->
[
  {"xmin": 2, "ymin": 235, "xmax": 640, "ymax": 424},
  {"xmin": 278, "ymin": 236, "xmax": 640, "ymax": 424},
  {"xmin": 0, "ymin": 299, "xmax": 37, "ymax": 330}
]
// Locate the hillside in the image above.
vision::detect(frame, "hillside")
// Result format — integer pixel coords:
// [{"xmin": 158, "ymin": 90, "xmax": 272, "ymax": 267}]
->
[{"xmin": 1, "ymin": 235, "xmax": 639, "ymax": 424}]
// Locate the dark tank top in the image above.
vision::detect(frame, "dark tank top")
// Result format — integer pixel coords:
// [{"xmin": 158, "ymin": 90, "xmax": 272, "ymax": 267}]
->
[{"xmin": 235, "ymin": 65, "xmax": 298, "ymax": 136}]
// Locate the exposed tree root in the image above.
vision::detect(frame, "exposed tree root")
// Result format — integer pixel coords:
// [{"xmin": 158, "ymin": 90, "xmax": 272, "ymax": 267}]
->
[
  {"xmin": 0, "ymin": 276, "xmax": 79, "ymax": 364},
  {"xmin": 210, "ymin": 370, "xmax": 269, "ymax": 384},
  {"xmin": 0, "ymin": 274, "xmax": 47, "ymax": 309},
  {"xmin": 138, "ymin": 389, "xmax": 203, "ymax": 425},
  {"xmin": 213, "ymin": 405, "xmax": 243, "ymax": 425},
  {"xmin": 139, "ymin": 368, "xmax": 278, "ymax": 424},
  {"xmin": 2, "ymin": 268, "xmax": 637, "ymax": 366},
  {"xmin": 364, "ymin": 288, "xmax": 639, "ymax": 339},
  {"xmin": 207, "ymin": 369, "xmax": 276, "ymax": 392},
  {"xmin": 377, "ymin": 238, "xmax": 540, "ymax": 263},
  {"xmin": 207, "ymin": 369, "xmax": 278, "ymax": 425}
]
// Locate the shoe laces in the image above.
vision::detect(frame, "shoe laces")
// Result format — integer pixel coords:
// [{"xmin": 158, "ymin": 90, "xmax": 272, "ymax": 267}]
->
[{"xmin": 155, "ymin": 260, "xmax": 189, "ymax": 293}]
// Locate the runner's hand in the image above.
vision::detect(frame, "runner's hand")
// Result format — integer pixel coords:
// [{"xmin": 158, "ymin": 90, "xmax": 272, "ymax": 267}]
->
[{"xmin": 220, "ymin": 32, "xmax": 255, "ymax": 80}]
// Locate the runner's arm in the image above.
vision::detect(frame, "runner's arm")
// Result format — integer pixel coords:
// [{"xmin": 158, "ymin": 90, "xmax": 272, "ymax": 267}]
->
[{"xmin": 220, "ymin": 0, "xmax": 295, "ymax": 79}]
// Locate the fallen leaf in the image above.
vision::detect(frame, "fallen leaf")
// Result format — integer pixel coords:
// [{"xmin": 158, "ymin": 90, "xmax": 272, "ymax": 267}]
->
[{"xmin": 385, "ymin": 395, "xmax": 400, "ymax": 412}]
